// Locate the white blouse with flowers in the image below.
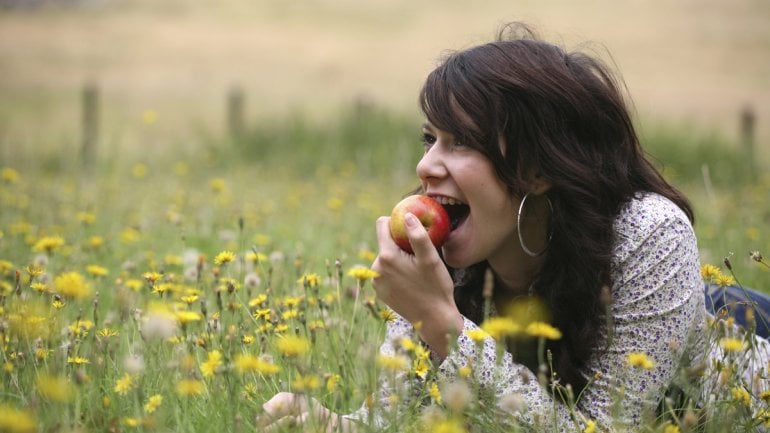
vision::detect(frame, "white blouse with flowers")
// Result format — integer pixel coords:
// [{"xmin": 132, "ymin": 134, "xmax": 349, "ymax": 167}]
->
[{"xmin": 344, "ymin": 192, "xmax": 770, "ymax": 431}]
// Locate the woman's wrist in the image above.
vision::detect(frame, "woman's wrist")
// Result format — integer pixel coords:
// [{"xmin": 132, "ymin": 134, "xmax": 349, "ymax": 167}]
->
[{"xmin": 417, "ymin": 308, "xmax": 464, "ymax": 359}]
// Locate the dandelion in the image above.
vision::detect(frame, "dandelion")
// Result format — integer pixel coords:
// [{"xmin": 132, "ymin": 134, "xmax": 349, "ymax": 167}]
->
[
  {"xmin": 200, "ymin": 350, "xmax": 223, "ymax": 378},
  {"xmin": 276, "ymin": 335, "xmax": 311, "ymax": 357},
  {"xmin": 442, "ymin": 381, "xmax": 472, "ymax": 412},
  {"xmin": 143, "ymin": 271, "xmax": 163, "ymax": 284},
  {"xmin": 77, "ymin": 211, "xmax": 96, "ymax": 225},
  {"xmin": 525, "ymin": 321, "xmax": 562, "ymax": 340},
  {"xmin": 175, "ymin": 310, "xmax": 202, "ymax": 325},
  {"xmin": 123, "ymin": 417, "xmax": 140, "ymax": 427},
  {"xmin": 86, "ymin": 265, "xmax": 109, "ymax": 277},
  {"xmin": 68, "ymin": 319, "xmax": 95, "ymax": 337},
  {"xmin": 308, "ymin": 320, "xmax": 325, "ymax": 331},
  {"xmin": 583, "ymin": 419, "xmax": 597, "ymax": 433},
  {"xmin": 715, "ymin": 272, "xmax": 736, "ymax": 287},
  {"xmin": 33, "ymin": 235, "xmax": 65, "ymax": 254},
  {"xmin": 67, "ymin": 356, "xmax": 90, "ymax": 365},
  {"xmin": 0, "ymin": 404, "xmax": 36, "ymax": 433},
  {"xmin": 291, "ymin": 374, "xmax": 321, "ymax": 391},
  {"xmin": 626, "ymin": 352, "xmax": 655, "ymax": 370},
  {"xmin": 379, "ymin": 309, "xmax": 396, "ymax": 323},
  {"xmin": 481, "ymin": 317, "xmax": 521, "ymax": 341},
  {"xmin": 114, "ymin": 373, "xmax": 134, "ymax": 395},
  {"xmin": 234, "ymin": 354, "xmax": 281, "ymax": 375},
  {"xmin": 326, "ymin": 374, "xmax": 341, "ymax": 392},
  {"xmin": 377, "ymin": 354, "xmax": 409, "ymax": 373},
  {"xmin": 1, "ymin": 167, "xmax": 20, "ymax": 183},
  {"xmin": 297, "ymin": 273, "xmax": 321, "ymax": 288},
  {"xmin": 731, "ymin": 386, "xmax": 751, "ymax": 407},
  {"xmin": 248, "ymin": 294, "xmax": 268, "ymax": 307},
  {"xmin": 143, "ymin": 394, "xmax": 162, "ymax": 414},
  {"xmin": 54, "ymin": 272, "xmax": 91, "ymax": 299},
  {"xmin": 242, "ymin": 335, "xmax": 255, "ymax": 345},
  {"xmin": 120, "ymin": 227, "xmax": 140, "ymax": 243},
  {"xmin": 209, "ymin": 178, "xmax": 227, "ymax": 193},
  {"xmin": 25, "ymin": 265, "xmax": 44, "ymax": 278},
  {"xmin": 282, "ymin": 295, "xmax": 303, "ymax": 308},
  {"xmin": 87, "ymin": 235, "xmax": 104, "ymax": 249},
  {"xmin": 719, "ymin": 337, "xmax": 747, "ymax": 353},
  {"xmin": 214, "ymin": 251, "xmax": 236, "ymax": 266},
  {"xmin": 347, "ymin": 266, "xmax": 380, "ymax": 282},
  {"xmin": 254, "ymin": 308, "xmax": 272, "ymax": 321},
  {"xmin": 176, "ymin": 379, "xmax": 205, "ymax": 396},
  {"xmin": 701, "ymin": 264, "xmax": 721, "ymax": 280},
  {"xmin": 131, "ymin": 163, "xmax": 148, "ymax": 179},
  {"xmin": 428, "ymin": 381, "xmax": 442, "ymax": 404},
  {"xmin": 281, "ymin": 309, "xmax": 299, "ymax": 321}
]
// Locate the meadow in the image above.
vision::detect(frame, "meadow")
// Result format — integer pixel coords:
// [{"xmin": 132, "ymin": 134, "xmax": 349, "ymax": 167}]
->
[{"xmin": 2, "ymin": 1, "xmax": 770, "ymax": 432}]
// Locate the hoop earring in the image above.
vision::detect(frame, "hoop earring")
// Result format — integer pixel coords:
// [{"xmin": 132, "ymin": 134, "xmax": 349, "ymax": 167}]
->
[{"xmin": 517, "ymin": 192, "xmax": 553, "ymax": 257}]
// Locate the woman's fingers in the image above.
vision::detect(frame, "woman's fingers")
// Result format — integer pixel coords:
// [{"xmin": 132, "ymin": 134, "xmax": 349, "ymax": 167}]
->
[
  {"xmin": 403, "ymin": 213, "xmax": 437, "ymax": 261},
  {"xmin": 257, "ymin": 392, "xmax": 306, "ymax": 427}
]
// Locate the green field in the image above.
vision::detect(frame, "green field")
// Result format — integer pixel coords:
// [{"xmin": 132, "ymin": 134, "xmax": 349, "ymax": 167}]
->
[{"xmin": 2, "ymin": 1, "xmax": 770, "ymax": 432}]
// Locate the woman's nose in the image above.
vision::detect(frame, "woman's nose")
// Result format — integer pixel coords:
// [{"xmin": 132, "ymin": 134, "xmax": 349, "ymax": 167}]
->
[{"xmin": 416, "ymin": 144, "xmax": 447, "ymax": 183}]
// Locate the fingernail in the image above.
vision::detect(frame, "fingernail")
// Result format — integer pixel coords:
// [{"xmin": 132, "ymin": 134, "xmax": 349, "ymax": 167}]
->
[{"xmin": 405, "ymin": 213, "xmax": 418, "ymax": 228}]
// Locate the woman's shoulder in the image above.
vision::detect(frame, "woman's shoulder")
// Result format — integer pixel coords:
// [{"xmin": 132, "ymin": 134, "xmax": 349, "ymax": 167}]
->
[{"xmin": 615, "ymin": 192, "xmax": 692, "ymax": 234}]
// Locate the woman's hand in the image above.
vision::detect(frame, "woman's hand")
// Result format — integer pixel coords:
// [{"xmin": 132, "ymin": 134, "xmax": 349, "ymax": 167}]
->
[
  {"xmin": 371, "ymin": 213, "xmax": 463, "ymax": 358},
  {"xmin": 258, "ymin": 392, "xmax": 357, "ymax": 432}
]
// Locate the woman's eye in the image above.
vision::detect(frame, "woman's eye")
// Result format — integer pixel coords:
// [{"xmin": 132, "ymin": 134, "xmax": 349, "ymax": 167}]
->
[{"xmin": 421, "ymin": 133, "xmax": 436, "ymax": 148}]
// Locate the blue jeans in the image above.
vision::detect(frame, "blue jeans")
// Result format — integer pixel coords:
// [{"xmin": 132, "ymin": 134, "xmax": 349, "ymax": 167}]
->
[{"xmin": 705, "ymin": 283, "xmax": 770, "ymax": 338}]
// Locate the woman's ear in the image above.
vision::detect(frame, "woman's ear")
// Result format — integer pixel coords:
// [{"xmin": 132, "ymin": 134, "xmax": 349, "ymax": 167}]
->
[{"xmin": 525, "ymin": 171, "xmax": 552, "ymax": 195}]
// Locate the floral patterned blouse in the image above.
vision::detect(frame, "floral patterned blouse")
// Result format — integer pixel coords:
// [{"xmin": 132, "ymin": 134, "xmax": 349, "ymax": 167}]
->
[{"xmin": 344, "ymin": 192, "xmax": 770, "ymax": 431}]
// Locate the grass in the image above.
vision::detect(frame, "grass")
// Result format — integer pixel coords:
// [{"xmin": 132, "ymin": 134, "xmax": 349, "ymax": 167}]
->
[{"xmin": 1, "ymin": 103, "xmax": 770, "ymax": 432}]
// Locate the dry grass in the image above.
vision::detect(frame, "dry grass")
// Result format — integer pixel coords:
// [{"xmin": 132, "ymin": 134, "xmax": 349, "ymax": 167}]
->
[{"xmin": 1, "ymin": 0, "xmax": 769, "ymax": 159}]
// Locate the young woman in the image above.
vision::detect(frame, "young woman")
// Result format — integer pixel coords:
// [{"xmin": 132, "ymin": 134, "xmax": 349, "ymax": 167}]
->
[{"xmin": 261, "ymin": 23, "xmax": 770, "ymax": 432}]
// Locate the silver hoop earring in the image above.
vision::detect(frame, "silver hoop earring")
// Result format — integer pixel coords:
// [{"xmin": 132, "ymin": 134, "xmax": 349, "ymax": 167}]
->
[{"xmin": 517, "ymin": 192, "xmax": 553, "ymax": 257}]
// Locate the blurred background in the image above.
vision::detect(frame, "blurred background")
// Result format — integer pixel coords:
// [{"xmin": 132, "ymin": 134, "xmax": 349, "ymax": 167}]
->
[{"xmin": 1, "ymin": 0, "xmax": 769, "ymax": 161}]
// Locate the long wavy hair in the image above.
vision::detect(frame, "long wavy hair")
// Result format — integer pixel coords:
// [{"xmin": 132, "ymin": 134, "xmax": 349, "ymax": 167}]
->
[{"xmin": 419, "ymin": 23, "xmax": 693, "ymax": 393}]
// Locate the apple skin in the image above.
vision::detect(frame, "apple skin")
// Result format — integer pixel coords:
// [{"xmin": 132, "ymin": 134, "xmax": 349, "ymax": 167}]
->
[{"xmin": 389, "ymin": 195, "xmax": 450, "ymax": 254}]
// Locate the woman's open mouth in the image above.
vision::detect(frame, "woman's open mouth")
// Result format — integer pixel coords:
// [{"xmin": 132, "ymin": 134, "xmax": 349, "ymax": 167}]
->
[{"xmin": 433, "ymin": 196, "xmax": 470, "ymax": 231}]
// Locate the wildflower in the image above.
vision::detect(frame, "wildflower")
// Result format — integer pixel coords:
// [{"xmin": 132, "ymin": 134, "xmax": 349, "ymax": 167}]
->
[
  {"xmin": 583, "ymin": 420, "xmax": 597, "ymax": 433},
  {"xmin": 719, "ymin": 337, "xmax": 747, "ymax": 353},
  {"xmin": 86, "ymin": 265, "xmax": 108, "ymax": 277},
  {"xmin": 358, "ymin": 248, "xmax": 377, "ymax": 262},
  {"xmin": 347, "ymin": 266, "xmax": 380, "ymax": 282},
  {"xmin": 442, "ymin": 381, "xmax": 472, "ymax": 412},
  {"xmin": 0, "ymin": 404, "xmax": 36, "ymax": 433},
  {"xmin": 428, "ymin": 381, "xmax": 442, "ymax": 404},
  {"xmin": 54, "ymin": 272, "xmax": 91, "ymax": 299},
  {"xmin": 87, "ymin": 235, "xmax": 104, "ymax": 248},
  {"xmin": 458, "ymin": 365, "xmax": 473, "ymax": 379},
  {"xmin": 1, "ymin": 167, "xmax": 20, "ymax": 183},
  {"xmin": 144, "ymin": 394, "xmax": 162, "ymax": 413},
  {"xmin": 242, "ymin": 335, "xmax": 255, "ymax": 345},
  {"xmin": 248, "ymin": 294, "xmax": 268, "ymax": 307},
  {"xmin": 236, "ymin": 354, "xmax": 282, "ymax": 375},
  {"xmin": 143, "ymin": 272, "xmax": 163, "ymax": 284},
  {"xmin": 209, "ymin": 178, "xmax": 227, "ymax": 193},
  {"xmin": 176, "ymin": 379, "xmax": 205, "ymax": 396},
  {"xmin": 254, "ymin": 308, "xmax": 272, "ymax": 321},
  {"xmin": 25, "ymin": 265, "xmax": 44, "ymax": 278},
  {"xmin": 175, "ymin": 310, "xmax": 202, "ymax": 325},
  {"xmin": 425, "ymin": 417, "xmax": 465, "ymax": 433},
  {"xmin": 77, "ymin": 211, "xmax": 96, "ymax": 225},
  {"xmin": 413, "ymin": 358, "xmax": 430, "ymax": 378},
  {"xmin": 131, "ymin": 163, "xmax": 147, "ymax": 179},
  {"xmin": 180, "ymin": 294, "xmax": 199, "ymax": 305},
  {"xmin": 760, "ymin": 390, "xmax": 770, "ymax": 402},
  {"xmin": 481, "ymin": 317, "xmax": 521, "ymax": 341},
  {"xmin": 68, "ymin": 319, "xmax": 95, "ymax": 337},
  {"xmin": 200, "ymin": 350, "xmax": 223, "ymax": 378},
  {"xmin": 379, "ymin": 309, "xmax": 396, "ymax": 323},
  {"xmin": 120, "ymin": 227, "xmax": 140, "ymax": 243},
  {"xmin": 214, "ymin": 251, "xmax": 236, "ymax": 266},
  {"xmin": 254, "ymin": 233, "xmax": 272, "ymax": 246},
  {"xmin": 282, "ymin": 296, "xmax": 303, "ymax": 308},
  {"xmin": 30, "ymin": 282, "xmax": 48, "ymax": 293},
  {"xmin": 36, "ymin": 373, "xmax": 75, "ymax": 402},
  {"xmin": 123, "ymin": 417, "xmax": 140, "ymax": 427},
  {"xmin": 114, "ymin": 373, "xmax": 134, "ymax": 395},
  {"xmin": 291, "ymin": 374, "xmax": 321, "ymax": 391},
  {"xmin": 525, "ymin": 321, "xmax": 562, "ymax": 340},
  {"xmin": 326, "ymin": 374, "xmax": 341, "ymax": 392},
  {"xmin": 67, "ymin": 356, "xmax": 90, "ymax": 365},
  {"xmin": 308, "ymin": 320, "xmax": 325, "ymax": 331},
  {"xmin": 276, "ymin": 335, "xmax": 311, "ymax": 357},
  {"xmin": 377, "ymin": 354, "xmax": 409, "ymax": 373},
  {"xmin": 297, "ymin": 273, "xmax": 321, "ymax": 288},
  {"xmin": 33, "ymin": 235, "xmax": 65, "ymax": 254},
  {"xmin": 626, "ymin": 352, "xmax": 655, "ymax": 370},
  {"xmin": 701, "ymin": 264, "xmax": 720, "ymax": 280},
  {"xmin": 715, "ymin": 272, "xmax": 736, "ymax": 287},
  {"xmin": 731, "ymin": 386, "xmax": 751, "ymax": 407},
  {"xmin": 52, "ymin": 299, "xmax": 65, "ymax": 309}
]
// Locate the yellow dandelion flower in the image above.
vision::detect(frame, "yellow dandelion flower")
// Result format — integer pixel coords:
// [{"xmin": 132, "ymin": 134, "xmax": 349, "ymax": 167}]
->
[
  {"xmin": 583, "ymin": 420, "xmax": 597, "ymax": 433},
  {"xmin": 77, "ymin": 211, "xmax": 96, "ymax": 225},
  {"xmin": 430, "ymin": 418, "xmax": 465, "ymax": 433},
  {"xmin": 282, "ymin": 309, "xmax": 299, "ymax": 321},
  {"xmin": 86, "ymin": 265, "xmax": 108, "ymax": 277},
  {"xmin": 33, "ymin": 235, "xmax": 65, "ymax": 254},
  {"xmin": 731, "ymin": 386, "xmax": 751, "ymax": 407},
  {"xmin": 0, "ymin": 404, "xmax": 36, "ymax": 433},
  {"xmin": 214, "ymin": 251, "xmax": 236, "ymax": 266},
  {"xmin": 242, "ymin": 335, "xmax": 255, "ymax": 345},
  {"xmin": 181, "ymin": 294, "xmax": 199, "ymax": 305},
  {"xmin": 715, "ymin": 272, "xmax": 736, "ymax": 287},
  {"xmin": 114, "ymin": 373, "xmax": 134, "ymax": 395},
  {"xmin": 428, "ymin": 381, "xmax": 442, "ymax": 404},
  {"xmin": 663, "ymin": 423, "xmax": 680, "ymax": 433},
  {"xmin": 254, "ymin": 308, "xmax": 272, "ymax": 321},
  {"xmin": 347, "ymin": 266, "xmax": 380, "ymax": 282},
  {"xmin": 481, "ymin": 317, "xmax": 521, "ymax": 341},
  {"xmin": 132, "ymin": 163, "xmax": 148, "ymax": 179},
  {"xmin": 123, "ymin": 417, "xmax": 140, "ymax": 427},
  {"xmin": 3, "ymin": 362, "xmax": 12, "ymax": 373},
  {"xmin": 87, "ymin": 235, "xmax": 104, "ymax": 248},
  {"xmin": 380, "ymin": 309, "xmax": 397, "ymax": 323},
  {"xmin": 36, "ymin": 373, "xmax": 75, "ymax": 402},
  {"xmin": 719, "ymin": 337, "xmax": 747, "ymax": 353},
  {"xmin": 254, "ymin": 233, "xmax": 272, "ymax": 246},
  {"xmin": 67, "ymin": 356, "xmax": 90, "ymax": 365},
  {"xmin": 276, "ymin": 335, "xmax": 311, "ymax": 357},
  {"xmin": 144, "ymin": 394, "xmax": 162, "ymax": 414},
  {"xmin": 413, "ymin": 358, "xmax": 430, "ymax": 378},
  {"xmin": 120, "ymin": 227, "xmax": 140, "ymax": 244},
  {"xmin": 358, "ymin": 248, "xmax": 377, "ymax": 262},
  {"xmin": 200, "ymin": 350, "xmax": 223, "ymax": 378},
  {"xmin": 1, "ymin": 167, "xmax": 20, "ymax": 183},
  {"xmin": 326, "ymin": 374, "xmax": 341, "ymax": 392},
  {"xmin": 25, "ymin": 265, "xmax": 44, "ymax": 278},
  {"xmin": 458, "ymin": 366, "xmax": 473, "ymax": 379},
  {"xmin": 626, "ymin": 352, "xmax": 655, "ymax": 370},
  {"xmin": 701, "ymin": 264, "xmax": 720, "ymax": 281},
  {"xmin": 248, "ymin": 294, "xmax": 268, "ymax": 307},
  {"xmin": 30, "ymin": 282, "xmax": 48, "ymax": 293},
  {"xmin": 400, "ymin": 337, "xmax": 417, "ymax": 352},
  {"xmin": 297, "ymin": 273, "xmax": 321, "ymax": 288},
  {"xmin": 68, "ymin": 319, "xmax": 94, "ymax": 337},
  {"xmin": 176, "ymin": 379, "xmax": 205, "ymax": 396},
  {"xmin": 54, "ymin": 272, "xmax": 91, "ymax": 299},
  {"xmin": 525, "ymin": 321, "xmax": 562, "ymax": 340},
  {"xmin": 209, "ymin": 178, "xmax": 227, "ymax": 193},
  {"xmin": 143, "ymin": 272, "xmax": 163, "ymax": 283},
  {"xmin": 282, "ymin": 295, "xmax": 303, "ymax": 308},
  {"xmin": 238, "ymin": 355, "xmax": 281, "ymax": 375},
  {"xmin": 96, "ymin": 328, "xmax": 120, "ymax": 338},
  {"xmin": 291, "ymin": 374, "xmax": 321, "ymax": 391},
  {"xmin": 175, "ymin": 310, "xmax": 202, "ymax": 325},
  {"xmin": 308, "ymin": 320, "xmax": 325, "ymax": 331},
  {"xmin": 377, "ymin": 354, "xmax": 410, "ymax": 372}
]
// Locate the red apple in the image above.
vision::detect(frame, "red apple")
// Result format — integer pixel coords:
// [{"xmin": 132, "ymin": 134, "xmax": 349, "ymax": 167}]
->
[{"xmin": 389, "ymin": 195, "xmax": 450, "ymax": 254}]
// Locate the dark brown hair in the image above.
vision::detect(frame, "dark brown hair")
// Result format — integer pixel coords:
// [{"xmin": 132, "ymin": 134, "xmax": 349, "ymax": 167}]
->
[{"xmin": 419, "ymin": 23, "xmax": 693, "ymax": 393}]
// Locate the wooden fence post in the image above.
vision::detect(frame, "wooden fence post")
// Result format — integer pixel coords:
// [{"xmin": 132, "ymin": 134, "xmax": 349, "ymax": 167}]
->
[
  {"xmin": 740, "ymin": 105, "xmax": 755, "ymax": 178},
  {"xmin": 81, "ymin": 83, "xmax": 99, "ymax": 170},
  {"xmin": 227, "ymin": 86, "xmax": 245, "ymax": 139}
]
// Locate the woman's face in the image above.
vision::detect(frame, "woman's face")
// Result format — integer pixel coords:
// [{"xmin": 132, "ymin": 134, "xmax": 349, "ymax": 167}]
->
[{"xmin": 417, "ymin": 121, "xmax": 521, "ymax": 269}]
